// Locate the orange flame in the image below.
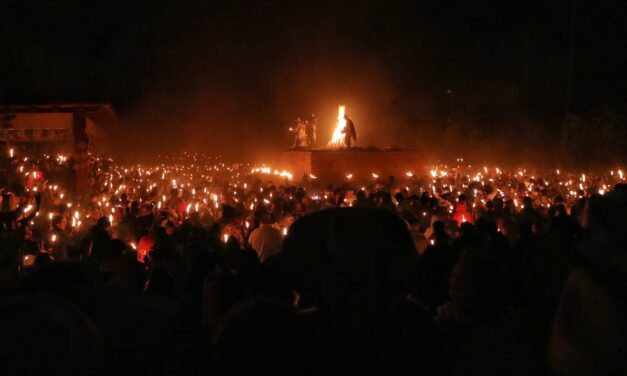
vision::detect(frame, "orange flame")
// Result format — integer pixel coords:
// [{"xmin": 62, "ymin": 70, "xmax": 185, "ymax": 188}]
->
[{"xmin": 328, "ymin": 105, "xmax": 346, "ymax": 147}]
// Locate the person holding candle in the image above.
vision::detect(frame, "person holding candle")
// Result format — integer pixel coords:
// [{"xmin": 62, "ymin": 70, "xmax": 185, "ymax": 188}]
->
[
  {"xmin": 86, "ymin": 216, "xmax": 112, "ymax": 262},
  {"xmin": 49, "ymin": 215, "xmax": 70, "ymax": 261}
]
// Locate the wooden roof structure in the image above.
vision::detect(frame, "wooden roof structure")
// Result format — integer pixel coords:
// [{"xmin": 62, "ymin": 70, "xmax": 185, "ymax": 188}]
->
[{"xmin": 0, "ymin": 103, "xmax": 120, "ymax": 129}]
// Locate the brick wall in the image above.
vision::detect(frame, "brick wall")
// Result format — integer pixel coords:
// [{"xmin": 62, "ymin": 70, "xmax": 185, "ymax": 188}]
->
[{"xmin": 275, "ymin": 149, "xmax": 424, "ymax": 183}]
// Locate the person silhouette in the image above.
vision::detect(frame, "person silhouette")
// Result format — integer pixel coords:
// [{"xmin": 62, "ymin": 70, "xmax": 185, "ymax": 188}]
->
[{"xmin": 342, "ymin": 113, "xmax": 357, "ymax": 147}]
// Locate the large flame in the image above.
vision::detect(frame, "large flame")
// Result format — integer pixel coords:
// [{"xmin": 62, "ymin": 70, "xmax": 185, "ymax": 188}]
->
[{"xmin": 328, "ymin": 105, "xmax": 346, "ymax": 147}]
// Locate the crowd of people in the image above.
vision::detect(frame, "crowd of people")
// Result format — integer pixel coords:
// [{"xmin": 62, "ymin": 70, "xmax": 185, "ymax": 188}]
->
[{"xmin": 1, "ymin": 151, "xmax": 626, "ymax": 375}]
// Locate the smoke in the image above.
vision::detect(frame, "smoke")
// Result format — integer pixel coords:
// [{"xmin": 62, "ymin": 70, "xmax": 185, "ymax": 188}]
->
[
  {"xmin": 110, "ymin": 1, "xmax": 422, "ymax": 162},
  {"xmin": 105, "ymin": 0, "xmax": 562, "ymax": 166},
  {"xmin": 8, "ymin": 0, "xmax": 620, "ymax": 167}
]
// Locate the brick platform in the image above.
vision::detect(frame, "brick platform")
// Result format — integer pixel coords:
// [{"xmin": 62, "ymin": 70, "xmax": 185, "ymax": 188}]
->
[{"xmin": 273, "ymin": 149, "xmax": 424, "ymax": 183}]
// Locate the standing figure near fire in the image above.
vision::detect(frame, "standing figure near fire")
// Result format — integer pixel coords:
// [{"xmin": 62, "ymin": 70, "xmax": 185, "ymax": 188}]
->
[
  {"xmin": 292, "ymin": 117, "xmax": 308, "ymax": 148},
  {"xmin": 343, "ymin": 113, "xmax": 357, "ymax": 148},
  {"xmin": 306, "ymin": 114, "xmax": 317, "ymax": 148}
]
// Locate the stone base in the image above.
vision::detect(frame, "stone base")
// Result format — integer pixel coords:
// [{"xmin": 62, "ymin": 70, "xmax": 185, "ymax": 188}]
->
[{"xmin": 273, "ymin": 148, "xmax": 424, "ymax": 183}]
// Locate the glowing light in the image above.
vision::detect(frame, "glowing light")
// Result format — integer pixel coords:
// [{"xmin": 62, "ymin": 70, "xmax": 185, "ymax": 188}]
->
[
  {"xmin": 251, "ymin": 165, "xmax": 293, "ymax": 180},
  {"xmin": 23, "ymin": 254, "xmax": 36, "ymax": 266},
  {"xmin": 328, "ymin": 105, "xmax": 347, "ymax": 147}
]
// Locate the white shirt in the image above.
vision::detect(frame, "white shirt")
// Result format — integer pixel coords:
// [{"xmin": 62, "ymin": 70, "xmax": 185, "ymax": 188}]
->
[{"xmin": 248, "ymin": 224, "xmax": 283, "ymax": 263}]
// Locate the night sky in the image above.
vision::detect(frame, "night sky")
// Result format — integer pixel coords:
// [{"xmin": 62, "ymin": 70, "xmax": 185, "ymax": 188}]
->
[{"xmin": 1, "ymin": 0, "xmax": 625, "ymax": 158}]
